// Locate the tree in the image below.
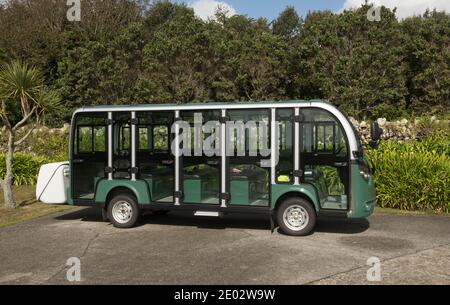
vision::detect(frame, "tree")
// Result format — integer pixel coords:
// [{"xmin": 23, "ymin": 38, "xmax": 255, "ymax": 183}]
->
[
  {"xmin": 211, "ymin": 15, "xmax": 290, "ymax": 101},
  {"xmin": 0, "ymin": 61, "xmax": 47, "ymax": 208},
  {"xmin": 402, "ymin": 10, "xmax": 450, "ymax": 114},
  {"xmin": 56, "ymin": 21, "xmax": 147, "ymax": 123},
  {"xmin": 272, "ymin": 6, "xmax": 301, "ymax": 38},
  {"xmin": 0, "ymin": 0, "xmax": 68, "ymax": 79},
  {"xmin": 138, "ymin": 4, "xmax": 213, "ymax": 103},
  {"xmin": 292, "ymin": 5, "xmax": 408, "ymax": 119}
]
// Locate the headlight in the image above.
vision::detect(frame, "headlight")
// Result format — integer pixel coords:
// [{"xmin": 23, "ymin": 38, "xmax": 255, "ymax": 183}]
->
[
  {"xmin": 360, "ymin": 170, "xmax": 370, "ymax": 181},
  {"xmin": 359, "ymin": 164, "xmax": 371, "ymax": 181}
]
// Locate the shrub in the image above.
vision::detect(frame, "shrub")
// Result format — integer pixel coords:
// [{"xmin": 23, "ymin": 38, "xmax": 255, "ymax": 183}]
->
[
  {"xmin": 366, "ymin": 132, "xmax": 450, "ymax": 213},
  {"xmin": 18, "ymin": 129, "xmax": 69, "ymax": 162},
  {"xmin": 0, "ymin": 153, "xmax": 51, "ymax": 186}
]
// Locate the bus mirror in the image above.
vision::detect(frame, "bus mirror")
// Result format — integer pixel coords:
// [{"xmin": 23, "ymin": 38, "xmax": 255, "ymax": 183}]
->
[
  {"xmin": 369, "ymin": 140, "xmax": 379, "ymax": 149},
  {"xmin": 371, "ymin": 121, "xmax": 383, "ymax": 142}
]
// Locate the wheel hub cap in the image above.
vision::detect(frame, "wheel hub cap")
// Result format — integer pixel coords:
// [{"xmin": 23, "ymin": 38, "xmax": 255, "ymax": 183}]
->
[
  {"xmin": 283, "ymin": 205, "xmax": 309, "ymax": 231},
  {"xmin": 112, "ymin": 201, "xmax": 133, "ymax": 224}
]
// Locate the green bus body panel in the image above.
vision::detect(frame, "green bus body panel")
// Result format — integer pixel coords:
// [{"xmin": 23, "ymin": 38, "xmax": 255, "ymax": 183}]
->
[
  {"xmin": 94, "ymin": 179, "xmax": 151, "ymax": 204},
  {"xmin": 271, "ymin": 184, "xmax": 320, "ymax": 211},
  {"xmin": 67, "ymin": 183, "xmax": 73, "ymax": 205},
  {"xmin": 348, "ymin": 164, "xmax": 375, "ymax": 218},
  {"xmin": 230, "ymin": 179, "xmax": 251, "ymax": 205},
  {"xmin": 145, "ymin": 178, "xmax": 172, "ymax": 202},
  {"xmin": 184, "ymin": 179, "xmax": 203, "ymax": 203},
  {"xmin": 70, "ymin": 169, "xmax": 373, "ymax": 221}
]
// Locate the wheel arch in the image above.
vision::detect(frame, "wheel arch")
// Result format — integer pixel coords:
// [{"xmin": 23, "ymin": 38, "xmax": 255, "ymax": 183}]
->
[
  {"xmin": 95, "ymin": 180, "xmax": 150, "ymax": 206},
  {"xmin": 272, "ymin": 184, "xmax": 320, "ymax": 213},
  {"xmin": 105, "ymin": 187, "xmax": 137, "ymax": 207}
]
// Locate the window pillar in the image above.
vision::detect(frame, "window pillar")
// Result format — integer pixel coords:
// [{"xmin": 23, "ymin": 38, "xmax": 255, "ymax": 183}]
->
[
  {"xmin": 221, "ymin": 109, "xmax": 227, "ymax": 207},
  {"xmin": 174, "ymin": 110, "xmax": 181, "ymax": 206},
  {"xmin": 131, "ymin": 111, "xmax": 137, "ymax": 181},
  {"xmin": 107, "ymin": 112, "xmax": 113, "ymax": 181},
  {"xmin": 271, "ymin": 108, "xmax": 277, "ymax": 185},
  {"xmin": 294, "ymin": 108, "xmax": 300, "ymax": 185}
]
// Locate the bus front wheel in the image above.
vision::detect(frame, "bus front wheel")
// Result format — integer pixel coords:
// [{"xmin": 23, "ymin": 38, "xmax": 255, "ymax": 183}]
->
[
  {"xmin": 277, "ymin": 198, "xmax": 316, "ymax": 236},
  {"xmin": 107, "ymin": 194, "xmax": 140, "ymax": 229}
]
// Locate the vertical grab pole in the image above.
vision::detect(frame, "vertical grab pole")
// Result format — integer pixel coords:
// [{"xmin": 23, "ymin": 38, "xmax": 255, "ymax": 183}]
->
[
  {"xmin": 294, "ymin": 108, "xmax": 300, "ymax": 185},
  {"xmin": 131, "ymin": 111, "xmax": 137, "ymax": 181},
  {"xmin": 270, "ymin": 108, "xmax": 277, "ymax": 232},
  {"xmin": 271, "ymin": 108, "xmax": 277, "ymax": 185},
  {"xmin": 108, "ymin": 112, "xmax": 113, "ymax": 181},
  {"xmin": 221, "ymin": 109, "xmax": 227, "ymax": 208},
  {"xmin": 175, "ymin": 110, "xmax": 181, "ymax": 206}
]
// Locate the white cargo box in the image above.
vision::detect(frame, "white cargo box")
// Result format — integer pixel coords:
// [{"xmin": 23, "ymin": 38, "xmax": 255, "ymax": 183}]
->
[{"xmin": 36, "ymin": 162, "xmax": 70, "ymax": 204}]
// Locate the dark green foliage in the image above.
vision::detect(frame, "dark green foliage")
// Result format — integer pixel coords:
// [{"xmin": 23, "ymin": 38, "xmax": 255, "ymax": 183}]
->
[
  {"xmin": 290, "ymin": 6, "xmax": 409, "ymax": 119},
  {"xmin": 401, "ymin": 11, "xmax": 450, "ymax": 114},
  {"xmin": 272, "ymin": 6, "xmax": 301, "ymax": 38},
  {"xmin": 0, "ymin": 1, "xmax": 449, "ymax": 121}
]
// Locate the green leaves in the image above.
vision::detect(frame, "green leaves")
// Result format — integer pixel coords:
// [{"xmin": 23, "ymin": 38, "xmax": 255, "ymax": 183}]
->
[
  {"xmin": 0, "ymin": 61, "xmax": 43, "ymax": 102},
  {"xmin": 366, "ymin": 132, "xmax": 450, "ymax": 213},
  {"xmin": 2, "ymin": 1, "xmax": 448, "ymax": 122},
  {"xmin": 0, "ymin": 60, "xmax": 44, "ymax": 126},
  {"xmin": 0, "ymin": 153, "xmax": 50, "ymax": 186}
]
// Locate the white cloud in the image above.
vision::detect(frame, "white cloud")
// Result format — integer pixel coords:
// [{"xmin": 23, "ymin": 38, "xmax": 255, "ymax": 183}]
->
[
  {"xmin": 189, "ymin": 0, "xmax": 237, "ymax": 21},
  {"xmin": 342, "ymin": 0, "xmax": 450, "ymax": 19}
]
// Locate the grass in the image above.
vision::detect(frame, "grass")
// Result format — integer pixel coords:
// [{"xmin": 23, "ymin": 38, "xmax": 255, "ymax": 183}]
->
[
  {"xmin": 374, "ymin": 206, "xmax": 449, "ymax": 217},
  {"xmin": 0, "ymin": 185, "xmax": 74, "ymax": 228}
]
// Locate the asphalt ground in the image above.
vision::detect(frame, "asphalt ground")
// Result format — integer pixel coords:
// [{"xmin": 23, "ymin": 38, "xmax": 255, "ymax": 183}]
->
[{"xmin": 0, "ymin": 207, "xmax": 448, "ymax": 284}]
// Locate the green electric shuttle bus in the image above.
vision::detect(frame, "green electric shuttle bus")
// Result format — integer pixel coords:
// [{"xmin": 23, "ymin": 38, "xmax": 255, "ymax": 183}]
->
[{"xmin": 36, "ymin": 100, "xmax": 381, "ymax": 236}]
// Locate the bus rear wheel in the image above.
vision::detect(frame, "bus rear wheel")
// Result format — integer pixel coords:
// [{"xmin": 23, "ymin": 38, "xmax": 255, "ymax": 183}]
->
[
  {"xmin": 277, "ymin": 198, "xmax": 316, "ymax": 236},
  {"xmin": 107, "ymin": 194, "xmax": 140, "ymax": 229}
]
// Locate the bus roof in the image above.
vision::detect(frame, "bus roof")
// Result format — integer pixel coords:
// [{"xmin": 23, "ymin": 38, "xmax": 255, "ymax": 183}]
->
[{"xmin": 75, "ymin": 99, "xmax": 332, "ymax": 112}]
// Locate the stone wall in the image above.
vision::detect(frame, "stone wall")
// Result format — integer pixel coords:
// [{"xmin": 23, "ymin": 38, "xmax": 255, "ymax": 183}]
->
[
  {"xmin": 0, "ymin": 124, "xmax": 70, "ymax": 157},
  {"xmin": 350, "ymin": 117, "xmax": 448, "ymax": 143}
]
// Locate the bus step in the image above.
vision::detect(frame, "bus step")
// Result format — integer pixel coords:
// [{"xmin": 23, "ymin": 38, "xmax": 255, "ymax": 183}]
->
[{"xmin": 194, "ymin": 211, "xmax": 221, "ymax": 217}]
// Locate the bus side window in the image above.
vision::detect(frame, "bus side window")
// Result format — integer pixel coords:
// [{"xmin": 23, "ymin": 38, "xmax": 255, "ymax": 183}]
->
[
  {"xmin": 139, "ymin": 127, "xmax": 150, "ymax": 151},
  {"xmin": 120, "ymin": 126, "xmax": 131, "ymax": 151},
  {"xmin": 276, "ymin": 109, "xmax": 294, "ymax": 184},
  {"xmin": 301, "ymin": 108, "xmax": 349, "ymax": 203},
  {"xmin": 153, "ymin": 125, "xmax": 169, "ymax": 152},
  {"xmin": 302, "ymin": 110, "xmax": 348, "ymax": 157},
  {"xmin": 77, "ymin": 126, "xmax": 106, "ymax": 154},
  {"xmin": 72, "ymin": 113, "xmax": 108, "ymax": 200},
  {"xmin": 78, "ymin": 126, "xmax": 93, "ymax": 153}
]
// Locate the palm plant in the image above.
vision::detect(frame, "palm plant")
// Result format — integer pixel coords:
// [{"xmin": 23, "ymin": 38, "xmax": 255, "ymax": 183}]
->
[{"xmin": 0, "ymin": 61, "xmax": 45, "ymax": 209}]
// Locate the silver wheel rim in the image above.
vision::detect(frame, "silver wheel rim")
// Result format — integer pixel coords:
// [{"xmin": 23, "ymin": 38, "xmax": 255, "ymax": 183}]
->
[
  {"xmin": 112, "ymin": 201, "xmax": 133, "ymax": 224},
  {"xmin": 283, "ymin": 205, "xmax": 309, "ymax": 231}
]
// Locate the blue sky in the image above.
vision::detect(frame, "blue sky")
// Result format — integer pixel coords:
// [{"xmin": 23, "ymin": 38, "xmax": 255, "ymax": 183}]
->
[
  {"xmin": 208, "ymin": 0, "xmax": 344, "ymax": 20},
  {"xmin": 172, "ymin": 0, "xmax": 345, "ymax": 20}
]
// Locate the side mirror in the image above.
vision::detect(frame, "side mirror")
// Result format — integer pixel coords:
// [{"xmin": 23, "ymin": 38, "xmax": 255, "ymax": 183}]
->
[
  {"xmin": 369, "ymin": 121, "xmax": 383, "ymax": 149},
  {"xmin": 371, "ymin": 121, "xmax": 383, "ymax": 141}
]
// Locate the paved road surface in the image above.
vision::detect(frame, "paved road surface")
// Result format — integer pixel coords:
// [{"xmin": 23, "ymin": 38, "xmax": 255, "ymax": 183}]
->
[{"xmin": 0, "ymin": 208, "xmax": 449, "ymax": 284}]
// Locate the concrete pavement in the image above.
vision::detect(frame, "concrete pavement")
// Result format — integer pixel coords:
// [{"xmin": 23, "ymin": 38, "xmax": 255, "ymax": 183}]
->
[{"xmin": 0, "ymin": 208, "xmax": 448, "ymax": 284}]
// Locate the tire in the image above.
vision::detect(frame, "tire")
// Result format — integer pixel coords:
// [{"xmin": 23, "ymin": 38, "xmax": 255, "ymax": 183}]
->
[
  {"xmin": 107, "ymin": 194, "xmax": 140, "ymax": 229},
  {"xmin": 101, "ymin": 207, "xmax": 109, "ymax": 222},
  {"xmin": 277, "ymin": 197, "xmax": 316, "ymax": 236}
]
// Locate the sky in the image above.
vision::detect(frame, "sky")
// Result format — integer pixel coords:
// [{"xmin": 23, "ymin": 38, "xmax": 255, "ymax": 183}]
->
[{"xmin": 171, "ymin": 0, "xmax": 450, "ymax": 21}]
